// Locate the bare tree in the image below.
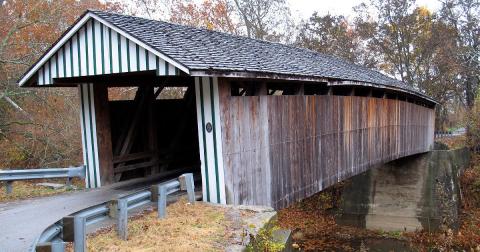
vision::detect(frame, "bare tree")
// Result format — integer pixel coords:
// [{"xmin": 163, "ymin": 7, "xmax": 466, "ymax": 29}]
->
[
  {"xmin": 231, "ymin": 0, "xmax": 292, "ymax": 41},
  {"xmin": 440, "ymin": 0, "xmax": 480, "ymax": 109}
]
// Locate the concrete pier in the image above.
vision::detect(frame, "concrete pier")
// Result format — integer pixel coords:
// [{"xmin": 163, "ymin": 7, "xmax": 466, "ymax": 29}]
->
[{"xmin": 338, "ymin": 148, "xmax": 470, "ymax": 232}]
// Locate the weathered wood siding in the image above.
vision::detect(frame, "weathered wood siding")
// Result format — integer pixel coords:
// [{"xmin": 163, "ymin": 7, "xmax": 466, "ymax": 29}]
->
[{"xmin": 218, "ymin": 81, "xmax": 435, "ymax": 209}]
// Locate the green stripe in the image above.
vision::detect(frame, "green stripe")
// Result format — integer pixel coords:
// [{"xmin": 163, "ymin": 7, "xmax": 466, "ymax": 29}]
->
[
  {"xmin": 92, "ymin": 21, "xmax": 97, "ymax": 75},
  {"xmin": 42, "ymin": 67, "xmax": 45, "ymax": 85},
  {"xmin": 85, "ymin": 26, "xmax": 89, "ymax": 75},
  {"xmin": 86, "ymin": 84, "xmax": 98, "ymax": 188},
  {"xmin": 118, "ymin": 33, "xmax": 122, "ymax": 72},
  {"xmin": 145, "ymin": 51, "xmax": 149, "ymax": 70},
  {"xmin": 175, "ymin": 67, "xmax": 179, "ymax": 76},
  {"xmin": 62, "ymin": 46, "xmax": 66, "ymax": 77},
  {"xmin": 136, "ymin": 44, "xmax": 140, "ymax": 71},
  {"xmin": 199, "ymin": 79, "xmax": 210, "ymax": 202},
  {"xmin": 109, "ymin": 28, "xmax": 113, "ymax": 74},
  {"xmin": 100, "ymin": 23, "xmax": 105, "ymax": 75},
  {"xmin": 209, "ymin": 77, "xmax": 221, "ymax": 203},
  {"xmin": 126, "ymin": 39, "xmax": 131, "ymax": 72},
  {"xmin": 79, "ymin": 85, "xmax": 91, "ymax": 188},
  {"xmin": 165, "ymin": 61, "xmax": 169, "ymax": 75},
  {"xmin": 156, "ymin": 56, "xmax": 159, "ymax": 75}
]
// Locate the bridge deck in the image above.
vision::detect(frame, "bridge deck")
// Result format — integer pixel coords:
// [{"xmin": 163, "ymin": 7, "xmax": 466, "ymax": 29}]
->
[{"xmin": 0, "ymin": 173, "xmax": 180, "ymax": 252}]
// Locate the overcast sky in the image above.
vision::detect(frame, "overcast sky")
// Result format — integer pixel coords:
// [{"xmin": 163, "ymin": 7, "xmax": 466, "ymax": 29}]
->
[{"xmin": 287, "ymin": 0, "xmax": 443, "ymax": 19}]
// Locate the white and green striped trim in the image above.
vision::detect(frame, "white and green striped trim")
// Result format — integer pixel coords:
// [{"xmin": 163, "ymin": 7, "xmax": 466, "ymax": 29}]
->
[
  {"xmin": 19, "ymin": 12, "xmax": 188, "ymax": 86},
  {"xmin": 195, "ymin": 77, "xmax": 226, "ymax": 204},
  {"xmin": 79, "ymin": 83, "xmax": 101, "ymax": 188}
]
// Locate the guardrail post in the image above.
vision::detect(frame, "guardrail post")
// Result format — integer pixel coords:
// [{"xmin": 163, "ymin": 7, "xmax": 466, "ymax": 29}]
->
[
  {"xmin": 157, "ymin": 184, "xmax": 167, "ymax": 219},
  {"xmin": 73, "ymin": 216, "xmax": 86, "ymax": 252},
  {"xmin": 179, "ymin": 173, "xmax": 195, "ymax": 203},
  {"xmin": 66, "ymin": 177, "xmax": 72, "ymax": 187},
  {"xmin": 5, "ymin": 181, "xmax": 13, "ymax": 194},
  {"xmin": 36, "ymin": 242, "xmax": 65, "ymax": 252},
  {"xmin": 117, "ymin": 198, "xmax": 128, "ymax": 240}
]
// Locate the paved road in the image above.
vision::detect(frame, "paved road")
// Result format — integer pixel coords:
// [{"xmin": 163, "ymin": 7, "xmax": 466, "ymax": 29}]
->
[{"xmin": 0, "ymin": 174, "xmax": 179, "ymax": 252}]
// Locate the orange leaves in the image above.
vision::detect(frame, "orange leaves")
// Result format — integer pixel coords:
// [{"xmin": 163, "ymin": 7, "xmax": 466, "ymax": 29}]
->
[{"xmin": 169, "ymin": 0, "xmax": 239, "ymax": 34}]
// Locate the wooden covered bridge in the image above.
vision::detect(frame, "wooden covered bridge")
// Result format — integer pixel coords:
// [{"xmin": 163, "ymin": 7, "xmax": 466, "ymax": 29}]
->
[{"xmin": 18, "ymin": 10, "xmax": 436, "ymax": 209}]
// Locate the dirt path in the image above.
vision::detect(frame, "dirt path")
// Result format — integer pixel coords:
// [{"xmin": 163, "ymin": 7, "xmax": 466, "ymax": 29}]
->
[{"xmin": 0, "ymin": 174, "xmax": 179, "ymax": 252}]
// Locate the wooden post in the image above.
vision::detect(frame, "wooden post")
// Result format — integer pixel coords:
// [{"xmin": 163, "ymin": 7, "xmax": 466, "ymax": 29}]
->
[
  {"xmin": 157, "ymin": 184, "xmax": 167, "ymax": 218},
  {"xmin": 146, "ymin": 86, "xmax": 159, "ymax": 175},
  {"xmin": 297, "ymin": 83, "xmax": 304, "ymax": 95},
  {"xmin": 117, "ymin": 198, "xmax": 128, "ymax": 240},
  {"xmin": 73, "ymin": 216, "xmax": 86, "ymax": 252},
  {"xmin": 256, "ymin": 82, "xmax": 268, "ymax": 95},
  {"xmin": 36, "ymin": 242, "xmax": 65, "ymax": 252},
  {"xmin": 327, "ymin": 86, "xmax": 333, "ymax": 95},
  {"xmin": 179, "ymin": 173, "xmax": 196, "ymax": 203},
  {"xmin": 5, "ymin": 181, "xmax": 12, "ymax": 194},
  {"xmin": 92, "ymin": 84, "xmax": 114, "ymax": 185},
  {"xmin": 66, "ymin": 177, "xmax": 72, "ymax": 187}
]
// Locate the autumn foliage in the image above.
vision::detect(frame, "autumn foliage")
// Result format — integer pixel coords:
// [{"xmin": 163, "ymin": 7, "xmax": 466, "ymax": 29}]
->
[{"xmin": 0, "ymin": 0, "xmax": 120, "ymax": 168}]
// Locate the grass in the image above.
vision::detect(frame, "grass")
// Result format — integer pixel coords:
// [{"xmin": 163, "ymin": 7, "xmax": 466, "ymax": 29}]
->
[
  {"xmin": 0, "ymin": 178, "xmax": 83, "ymax": 203},
  {"xmin": 436, "ymin": 135, "xmax": 466, "ymax": 149},
  {"xmin": 83, "ymin": 197, "xmax": 234, "ymax": 252}
]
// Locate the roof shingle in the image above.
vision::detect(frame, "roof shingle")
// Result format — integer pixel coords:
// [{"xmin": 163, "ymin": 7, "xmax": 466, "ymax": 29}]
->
[{"xmin": 93, "ymin": 11, "xmax": 432, "ymax": 100}]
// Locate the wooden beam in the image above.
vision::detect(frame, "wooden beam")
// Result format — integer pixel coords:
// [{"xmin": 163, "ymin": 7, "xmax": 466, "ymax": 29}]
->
[
  {"xmin": 113, "ymin": 151, "xmax": 154, "ymax": 164},
  {"xmin": 147, "ymin": 86, "xmax": 159, "ymax": 174},
  {"xmin": 114, "ymin": 159, "xmax": 160, "ymax": 174},
  {"xmin": 256, "ymin": 82, "xmax": 268, "ymax": 95},
  {"xmin": 92, "ymin": 84, "xmax": 114, "ymax": 185}
]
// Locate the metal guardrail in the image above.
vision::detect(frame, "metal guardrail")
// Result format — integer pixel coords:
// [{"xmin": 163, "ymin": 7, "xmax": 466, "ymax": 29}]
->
[
  {"xmin": 0, "ymin": 166, "xmax": 85, "ymax": 194},
  {"xmin": 34, "ymin": 173, "xmax": 195, "ymax": 252}
]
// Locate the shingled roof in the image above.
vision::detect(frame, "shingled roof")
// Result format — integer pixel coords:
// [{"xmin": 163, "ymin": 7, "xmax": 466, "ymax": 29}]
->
[{"xmin": 20, "ymin": 10, "xmax": 434, "ymax": 102}]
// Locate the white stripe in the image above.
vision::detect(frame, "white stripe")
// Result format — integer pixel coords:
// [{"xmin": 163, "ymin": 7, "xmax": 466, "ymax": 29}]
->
[
  {"xmin": 139, "ymin": 47, "xmax": 146, "ymax": 71},
  {"xmin": 202, "ymin": 77, "xmax": 218, "ymax": 203},
  {"xmin": 38, "ymin": 67, "xmax": 44, "ymax": 85},
  {"xmin": 148, "ymin": 52, "xmax": 156, "ymax": 71},
  {"xmin": 168, "ymin": 63, "xmax": 176, "ymax": 76},
  {"xmin": 194, "ymin": 77, "xmax": 208, "ymax": 202},
  {"xmin": 89, "ymin": 13, "xmax": 190, "ymax": 75},
  {"xmin": 158, "ymin": 58, "xmax": 166, "ymax": 75},
  {"xmin": 87, "ymin": 21, "xmax": 94, "ymax": 75},
  {"xmin": 81, "ymin": 85, "xmax": 95, "ymax": 187},
  {"xmin": 79, "ymin": 85, "xmax": 89, "ymax": 187},
  {"xmin": 65, "ymin": 41, "xmax": 72, "ymax": 77},
  {"xmin": 212, "ymin": 77, "xmax": 226, "ymax": 204},
  {"xmin": 111, "ymin": 30, "xmax": 119, "ymax": 73},
  {"xmin": 104, "ymin": 26, "xmax": 111, "ymax": 74},
  {"xmin": 58, "ymin": 48, "xmax": 64, "ymax": 78},
  {"xmin": 51, "ymin": 55, "xmax": 57, "ymax": 79},
  {"xmin": 94, "ymin": 21, "xmax": 103, "ymax": 75},
  {"xmin": 120, "ymin": 35, "xmax": 128, "ymax": 72},
  {"xmin": 88, "ymin": 83, "xmax": 101, "ymax": 187},
  {"xmin": 72, "ymin": 36, "xmax": 79, "ymax": 77},
  {"xmin": 129, "ymin": 40, "xmax": 137, "ymax": 71},
  {"xmin": 79, "ymin": 29, "xmax": 87, "ymax": 76},
  {"xmin": 44, "ymin": 61, "xmax": 50, "ymax": 85}
]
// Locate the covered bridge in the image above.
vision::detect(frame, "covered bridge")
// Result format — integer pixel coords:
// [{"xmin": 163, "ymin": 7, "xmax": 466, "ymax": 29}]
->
[{"xmin": 18, "ymin": 10, "xmax": 436, "ymax": 209}]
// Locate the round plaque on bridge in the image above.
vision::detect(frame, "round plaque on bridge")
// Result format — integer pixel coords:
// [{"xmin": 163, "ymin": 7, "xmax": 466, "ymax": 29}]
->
[{"xmin": 206, "ymin": 122, "xmax": 213, "ymax": 133}]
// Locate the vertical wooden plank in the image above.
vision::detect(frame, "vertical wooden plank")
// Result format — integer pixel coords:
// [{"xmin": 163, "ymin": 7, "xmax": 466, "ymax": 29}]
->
[{"xmin": 93, "ymin": 84, "xmax": 114, "ymax": 185}]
